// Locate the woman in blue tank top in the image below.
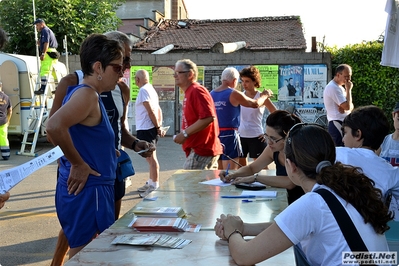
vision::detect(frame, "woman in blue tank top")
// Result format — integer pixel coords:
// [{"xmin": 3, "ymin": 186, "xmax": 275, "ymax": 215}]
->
[{"xmin": 46, "ymin": 34, "xmax": 124, "ymax": 259}]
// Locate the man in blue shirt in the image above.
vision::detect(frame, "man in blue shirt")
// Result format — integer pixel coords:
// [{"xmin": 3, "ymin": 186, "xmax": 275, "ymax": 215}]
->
[{"xmin": 33, "ymin": 18, "xmax": 59, "ymax": 95}]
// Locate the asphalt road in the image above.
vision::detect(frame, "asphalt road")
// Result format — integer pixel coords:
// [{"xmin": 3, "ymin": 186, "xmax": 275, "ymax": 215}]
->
[{"xmin": 0, "ymin": 136, "xmax": 186, "ymax": 266}]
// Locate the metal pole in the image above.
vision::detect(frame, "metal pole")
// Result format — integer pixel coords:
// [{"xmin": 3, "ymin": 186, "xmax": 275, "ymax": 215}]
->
[
  {"xmin": 32, "ymin": 0, "xmax": 40, "ymax": 76},
  {"xmin": 63, "ymin": 35, "xmax": 69, "ymax": 73}
]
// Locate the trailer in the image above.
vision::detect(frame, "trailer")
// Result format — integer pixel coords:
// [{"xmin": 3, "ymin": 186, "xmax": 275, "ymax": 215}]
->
[{"xmin": 0, "ymin": 53, "xmax": 67, "ymax": 140}]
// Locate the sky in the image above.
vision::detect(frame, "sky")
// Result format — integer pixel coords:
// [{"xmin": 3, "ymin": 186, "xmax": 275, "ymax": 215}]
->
[{"xmin": 184, "ymin": 0, "xmax": 388, "ymax": 51}]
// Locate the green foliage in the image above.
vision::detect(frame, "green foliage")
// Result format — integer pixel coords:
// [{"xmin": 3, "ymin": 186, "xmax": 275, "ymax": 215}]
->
[
  {"xmin": 0, "ymin": 0, "xmax": 125, "ymax": 55},
  {"xmin": 326, "ymin": 41, "xmax": 399, "ymax": 130}
]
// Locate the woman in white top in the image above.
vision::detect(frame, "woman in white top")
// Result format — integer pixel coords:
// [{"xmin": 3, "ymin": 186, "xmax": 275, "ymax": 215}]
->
[
  {"xmin": 215, "ymin": 124, "xmax": 392, "ymax": 266},
  {"xmin": 238, "ymin": 66, "xmax": 276, "ymax": 166}
]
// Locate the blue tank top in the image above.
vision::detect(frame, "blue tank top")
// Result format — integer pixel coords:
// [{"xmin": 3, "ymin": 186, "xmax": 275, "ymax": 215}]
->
[
  {"xmin": 76, "ymin": 70, "xmax": 124, "ymax": 149},
  {"xmin": 58, "ymin": 84, "xmax": 117, "ymax": 187},
  {"xmin": 273, "ymin": 151, "xmax": 304, "ymax": 204},
  {"xmin": 211, "ymin": 88, "xmax": 240, "ymax": 128}
]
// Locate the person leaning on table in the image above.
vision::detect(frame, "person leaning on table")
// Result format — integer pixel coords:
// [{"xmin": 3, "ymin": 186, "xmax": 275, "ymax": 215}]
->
[
  {"xmin": 215, "ymin": 124, "xmax": 392, "ymax": 266},
  {"xmin": 220, "ymin": 110, "xmax": 304, "ymax": 205},
  {"xmin": 46, "ymin": 34, "xmax": 124, "ymax": 259}
]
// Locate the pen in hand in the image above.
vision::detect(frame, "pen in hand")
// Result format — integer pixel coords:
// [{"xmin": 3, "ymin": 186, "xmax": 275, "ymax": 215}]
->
[{"xmin": 225, "ymin": 163, "xmax": 230, "ymax": 176}]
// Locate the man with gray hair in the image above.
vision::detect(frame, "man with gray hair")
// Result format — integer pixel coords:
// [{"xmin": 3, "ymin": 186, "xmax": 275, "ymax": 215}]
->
[
  {"xmin": 135, "ymin": 69, "xmax": 164, "ymax": 198},
  {"xmin": 210, "ymin": 67, "xmax": 274, "ymax": 170},
  {"xmin": 323, "ymin": 64, "xmax": 354, "ymax": 146},
  {"xmin": 173, "ymin": 59, "xmax": 222, "ymax": 169}
]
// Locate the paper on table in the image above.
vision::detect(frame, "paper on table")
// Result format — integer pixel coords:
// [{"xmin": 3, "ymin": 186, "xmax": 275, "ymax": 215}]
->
[
  {"xmin": 241, "ymin": 190, "xmax": 277, "ymax": 198},
  {"xmin": 0, "ymin": 146, "xmax": 64, "ymax": 193},
  {"xmin": 199, "ymin": 178, "xmax": 231, "ymax": 187}
]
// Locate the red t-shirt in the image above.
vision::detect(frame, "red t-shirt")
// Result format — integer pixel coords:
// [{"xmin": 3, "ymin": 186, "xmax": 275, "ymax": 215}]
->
[{"xmin": 182, "ymin": 82, "xmax": 222, "ymax": 157}]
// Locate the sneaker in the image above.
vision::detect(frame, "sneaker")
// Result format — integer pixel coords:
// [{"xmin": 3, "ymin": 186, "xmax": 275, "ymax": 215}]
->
[
  {"xmin": 34, "ymin": 89, "xmax": 45, "ymax": 95},
  {"xmin": 139, "ymin": 185, "xmax": 156, "ymax": 198},
  {"xmin": 137, "ymin": 183, "xmax": 150, "ymax": 192}
]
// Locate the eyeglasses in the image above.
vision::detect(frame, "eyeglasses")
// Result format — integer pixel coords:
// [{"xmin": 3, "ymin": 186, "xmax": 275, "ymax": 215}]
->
[
  {"xmin": 108, "ymin": 63, "xmax": 124, "ymax": 74},
  {"xmin": 174, "ymin": 71, "xmax": 190, "ymax": 76},
  {"xmin": 264, "ymin": 134, "xmax": 284, "ymax": 144}
]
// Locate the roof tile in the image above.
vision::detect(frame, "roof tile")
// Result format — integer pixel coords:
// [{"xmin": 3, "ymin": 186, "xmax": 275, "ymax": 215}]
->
[{"xmin": 133, "ymin": 16, "xmax": 307, "ymax": 52}]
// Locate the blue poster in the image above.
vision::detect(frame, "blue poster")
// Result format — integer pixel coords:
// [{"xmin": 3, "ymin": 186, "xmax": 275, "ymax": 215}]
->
[{"xmin": 277, "ymin": 65, "xmax": 304, "ymax": 102}]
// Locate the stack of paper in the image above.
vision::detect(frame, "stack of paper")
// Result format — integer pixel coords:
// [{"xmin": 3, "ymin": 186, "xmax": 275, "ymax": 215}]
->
[
  {"xmin": 129, "ymin": 216, "xmax": 201, "ymax": 232},
  {"xmin": 111, "ymin": 233, "xmax": 192, "ymax": 249},
  {"xmin": 132, "ymin": 207, "xmax": 186, "ymax": 218}
]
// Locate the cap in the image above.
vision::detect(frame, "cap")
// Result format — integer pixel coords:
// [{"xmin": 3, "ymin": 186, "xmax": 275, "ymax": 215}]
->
[
  {"xmin": 33, "ymin": 18, "xmax": 44, "ymax": 25},
  {"xmin": 393, "ymin": 102, "xmax": 399, "ymax": 113}
]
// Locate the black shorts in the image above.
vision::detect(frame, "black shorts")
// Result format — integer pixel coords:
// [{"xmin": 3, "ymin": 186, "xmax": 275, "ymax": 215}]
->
[
  {"xmin": 114, "ymin": 177, "xmax": 125, "ymax": 201},
  {"xmin": 328, "ymin": 120, "xmax": 344, "ymax": 147},
  {"xmin": 137, "ymin": 127, "xmax": 159, "ymax": 145},
  {"xmin": 240, "ymin": 137, "xmax": 267, "ymax": 159}
]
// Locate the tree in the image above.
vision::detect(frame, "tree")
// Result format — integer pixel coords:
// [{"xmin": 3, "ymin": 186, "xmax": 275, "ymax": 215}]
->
[
  {"xmin": 326, "ymin": 41, "xmax": 399, "ymax": 131},
  {"xmin": 0, "ymin": 0, "xmax": 125, "ymax": 55}
]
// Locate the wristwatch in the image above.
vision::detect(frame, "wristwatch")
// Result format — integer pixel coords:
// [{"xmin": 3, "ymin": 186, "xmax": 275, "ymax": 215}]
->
[
  {"xmin": 254, "ymin": 173, "xmax": 258, "ymax": 182},
  {"xmin": 182, "ymin": 130, "xmax": 188, "ymax": 138},
  {"xmin": 131, "ymin": 139, "xmax": 139, "ymax": 151}
]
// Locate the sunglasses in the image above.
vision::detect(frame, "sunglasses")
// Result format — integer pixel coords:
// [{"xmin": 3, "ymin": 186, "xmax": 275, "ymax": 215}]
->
[
  {"xmin": 108, "ymin": 63, "xmax": 124, "ymax": 74},
  {"xmin": 173, "ymin": 71, "xmax": 190, "ymax": 76}
]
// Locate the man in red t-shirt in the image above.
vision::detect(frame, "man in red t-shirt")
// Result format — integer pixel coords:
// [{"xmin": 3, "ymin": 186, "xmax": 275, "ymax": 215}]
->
[{"xmin": 173, "ymin": 59, "xmax": 222, "ymax": 169}]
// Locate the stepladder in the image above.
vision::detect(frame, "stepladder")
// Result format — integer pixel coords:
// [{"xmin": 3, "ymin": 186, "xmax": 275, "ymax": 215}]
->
[{"xmin": 17, "ymin": 65, "xmax": 62, "ymax": 156}]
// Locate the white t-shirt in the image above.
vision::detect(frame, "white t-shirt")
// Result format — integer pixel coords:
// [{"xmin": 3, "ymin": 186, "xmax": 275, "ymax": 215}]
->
[
  {"xmin": 381, "ymin": 0, "xmax": 399, "ymax": 68},
  {"xmin": 380, "ymin": 134, "xmax": 399, "ymax": 167},
  {"xmin": 275, "ymin": 184, "xmax": 389, "ymax": 266},
  {"xmin": 135, "ymin": 83, "xmax": 160, "ymax": 130},
  {"xmin": 323, "ymin": 79, "xmax": 350, "ymax": 122},
  {"xmin": 336, "ymin": 147, "xmax": 399, "ymax": 222},
  {"xmin": 379, "ymin": 135, "xmax": 399, "ymax": 222},
  {"xmin": 238, "ymin": 91, "xmax": 265, "ymax": 137}
]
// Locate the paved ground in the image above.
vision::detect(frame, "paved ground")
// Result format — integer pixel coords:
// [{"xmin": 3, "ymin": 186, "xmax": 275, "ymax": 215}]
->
[{"xmin": 0, "ymin": 136, "xmax": 186, "ymax": 266}]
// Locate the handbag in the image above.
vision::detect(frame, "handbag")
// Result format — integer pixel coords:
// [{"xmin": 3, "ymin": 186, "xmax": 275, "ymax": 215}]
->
[
  {"xmin": 294, "ymin": 188, "xmax": 373, "ymax": 266},
  {"xmin": 116, "ymin": 149, "xmax": 135, "ymax": 181},
  {"xmin": 47, "ymin": 51, "xmax": 60, "ymax": 59}
]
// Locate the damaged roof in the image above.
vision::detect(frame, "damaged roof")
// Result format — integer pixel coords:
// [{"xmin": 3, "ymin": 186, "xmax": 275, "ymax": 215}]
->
[{"xmin": 133, "ymin": 16, "xmax": 307, "ymax": 52}]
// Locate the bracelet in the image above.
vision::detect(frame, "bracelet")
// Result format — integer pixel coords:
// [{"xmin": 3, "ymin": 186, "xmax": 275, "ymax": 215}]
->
[
  {"xmin": 227, "ymin": 229, "xmax": 243, "ymax": 242},
  {"xmin": 254, "ymin": 173, "xmax": 258, "ymax": 182},
  {"xmin": 131, "ymin": 139, "xmax": 139, "ymax": 151}
]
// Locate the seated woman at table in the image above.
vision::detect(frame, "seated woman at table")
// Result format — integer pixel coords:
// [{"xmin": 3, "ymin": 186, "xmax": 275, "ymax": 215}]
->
[
  {"xmin": 220, "ymin": 110, "xmax": 303, "ymax": 204},
  {"xmin": 215, "ymin": 124, "xmax": 392, "ymax": 266}
]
